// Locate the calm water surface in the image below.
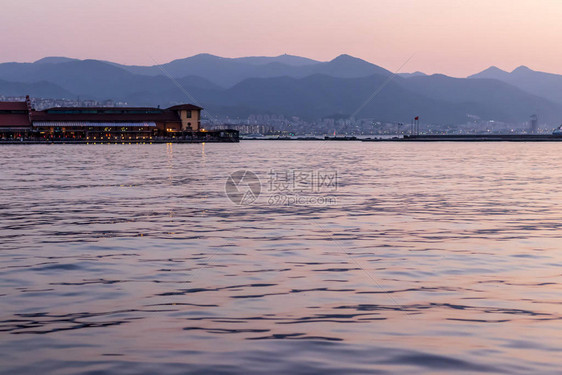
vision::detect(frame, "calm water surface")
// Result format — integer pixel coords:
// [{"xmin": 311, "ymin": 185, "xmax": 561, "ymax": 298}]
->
[{"xmin": 1, "ymin": 141, "xmax": 562, "ymax": 374}]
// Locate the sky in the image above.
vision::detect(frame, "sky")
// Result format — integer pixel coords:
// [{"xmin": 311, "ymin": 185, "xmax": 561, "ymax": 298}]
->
[{"xmin": 1, "ymin": 0, "xmax": 561, "ymax": 77}]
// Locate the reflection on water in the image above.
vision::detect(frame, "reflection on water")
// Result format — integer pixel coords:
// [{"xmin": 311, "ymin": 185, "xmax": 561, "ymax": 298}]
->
[{"xmin": 1, "ymin": 142, "xmax": 562, "ymax": 374}]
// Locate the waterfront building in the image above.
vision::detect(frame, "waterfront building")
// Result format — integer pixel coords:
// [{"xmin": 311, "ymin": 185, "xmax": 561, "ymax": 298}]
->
[
  {"xmin": 0, "ymin": 96, "xmax": 237, "ymax": 142},
  {"xmin": 0, "ymin": 100, "xmax": 32, "ymax": 138}
]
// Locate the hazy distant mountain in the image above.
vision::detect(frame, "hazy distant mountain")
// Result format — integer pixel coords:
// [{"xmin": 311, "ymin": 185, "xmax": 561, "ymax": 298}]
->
[
  {"xmin": 213, "ymin": 73, "xmax": 561, "ymax": 123},
  {"xmin": 400, "ymin": 74, "xmax": 562, "ymax": 123},
  {"xmin": 34, "ymin": 57, "xmax": 80, "ymax": 64},
  {"xmin": 208, "ymin": 74, "xmax": 445, "ymax": 122},
  {"xmin": 112, "ymin": 53, "xmax": 391, "ymax": 87},
  {"xmin": 0, "ymin": 79, "xmax": 73, "ymax": 98},
  {"xmin": 469, "ymin": 66, "xmax": 510, "ymax": 80},
  {"xmin": 397, "ymin": 71, "xmax": 427, "ymax": 78},
  {"xmin": 470, "ymin": 66, "xmax": 562, "ymax": 106},
  {"xmin": 306, "ymin": 54, "xmax": 391, "ymax": 78},
  {"xmin": 0, "ymin": 59, "xmax": 221, "ymax": 101},
  {"xmin": 233, "ymin": 54, "xmax": 319, "ymax": 66},
  {"xmin": 1, "ymin": 54, "xmax": 562, "ymax": 124}
]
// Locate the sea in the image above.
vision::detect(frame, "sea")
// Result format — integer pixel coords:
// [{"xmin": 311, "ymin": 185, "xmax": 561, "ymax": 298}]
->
[{"xmin": 1, "ymin": 141, "xmax": 562, "ymax": 374}]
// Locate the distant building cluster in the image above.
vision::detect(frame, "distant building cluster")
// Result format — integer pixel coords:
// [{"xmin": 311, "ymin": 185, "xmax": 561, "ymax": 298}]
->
[
  {"xmin": 211, "ymin": 124, "xmax": 276, "ymax": 135},
  {"xmin": 204, "ymin": 113, "xmax": 549, "ymax": 136},
  {"xmin": 1, "ymin": 95, "xmax": 549, "ymax": 136},
  {"xmin": 0, "ymin": 95, "xmax": 129, "ymax": 111}
]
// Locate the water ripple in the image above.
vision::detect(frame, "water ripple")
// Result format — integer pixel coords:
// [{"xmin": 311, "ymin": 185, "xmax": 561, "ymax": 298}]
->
[{"xmin": 2, "ymin": 143, "xmax": 562, "ymax": 374}]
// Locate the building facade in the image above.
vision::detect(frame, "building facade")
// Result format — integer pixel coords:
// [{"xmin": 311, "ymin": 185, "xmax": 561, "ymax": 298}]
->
[
  {"xmin": 0, "ymin": 100, "xmax": 32, "ymax": 138},
  {"xmin": 0, "ymin": 97, "xmax": 238, "ymax": 142}
]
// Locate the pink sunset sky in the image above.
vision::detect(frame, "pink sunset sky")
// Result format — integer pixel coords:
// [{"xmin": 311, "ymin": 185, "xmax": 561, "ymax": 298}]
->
[{"xmin": 1, "ymin": 0, "xmax": 561, "ymax": 77}]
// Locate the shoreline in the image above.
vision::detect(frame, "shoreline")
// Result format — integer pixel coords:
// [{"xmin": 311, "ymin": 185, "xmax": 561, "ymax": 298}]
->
[
  {"xmin": 4, "ymin": 135, "xmax": 562, "ymax": 144},
  {"xmin": 239, "ymin": 134, "xmax": 562, "ymax": 142},
  {"xmin": 0, "ymin": 139, "xmax": 238, "ymax": 145}
]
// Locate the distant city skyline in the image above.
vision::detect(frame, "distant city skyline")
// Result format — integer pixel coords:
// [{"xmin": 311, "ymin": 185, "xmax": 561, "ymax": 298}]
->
[{"xmin": 1, "ymin": 0, "xmax": 561, "ymax": 77}]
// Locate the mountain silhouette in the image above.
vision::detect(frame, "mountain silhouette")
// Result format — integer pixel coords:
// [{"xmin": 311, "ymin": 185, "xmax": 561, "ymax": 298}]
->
[{"xmin": 0, "ymin": 55, "xmax": 561, "ymax": 124}]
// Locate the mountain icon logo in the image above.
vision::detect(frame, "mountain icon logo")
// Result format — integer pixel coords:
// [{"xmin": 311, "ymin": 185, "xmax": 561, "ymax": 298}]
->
[{"xmin": 225, "ymin": 170, "xmax": 261, "ymax": 205}]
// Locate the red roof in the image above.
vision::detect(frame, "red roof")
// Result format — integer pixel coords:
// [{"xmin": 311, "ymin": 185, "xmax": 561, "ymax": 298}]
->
[
  {"xmin": 31, "ymin": 112, "xmax": 180, "ymax": 123},
  {"xmin": 31, "ymin": 109, "xmax": 180, "ymax": 123},
  {"xmin": 0, "ymin": 114, "xmax": 31, "ymax": 127},
  {"xmin": 41, "ymin": 106, "xmax": 168, "ymax": 112},
  {"xmin": 0, "ymin": 101, "xmax": 30, "ymax": 127},
  {"xmin": 0, "ymin": 101, "xmax": 28, "ymax": 111},
  {"xmin": 0, "ymin": 102, "xmax": 201, "ymax": 128}
]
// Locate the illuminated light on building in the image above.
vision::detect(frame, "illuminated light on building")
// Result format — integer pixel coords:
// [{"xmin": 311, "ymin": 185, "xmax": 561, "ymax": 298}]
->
[{"xmin": 0, "ymin": 98, "xmax": 238, "ymax": 143}]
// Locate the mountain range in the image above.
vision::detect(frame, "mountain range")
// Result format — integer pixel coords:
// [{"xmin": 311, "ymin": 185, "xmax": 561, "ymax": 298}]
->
[
  {"xmin": 469, "ymin": 66, "xmax": 562, "ymax": 108},
  {"xmin": 1, "ymin": 53, "xmax": 562, "ymax": 124}
]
